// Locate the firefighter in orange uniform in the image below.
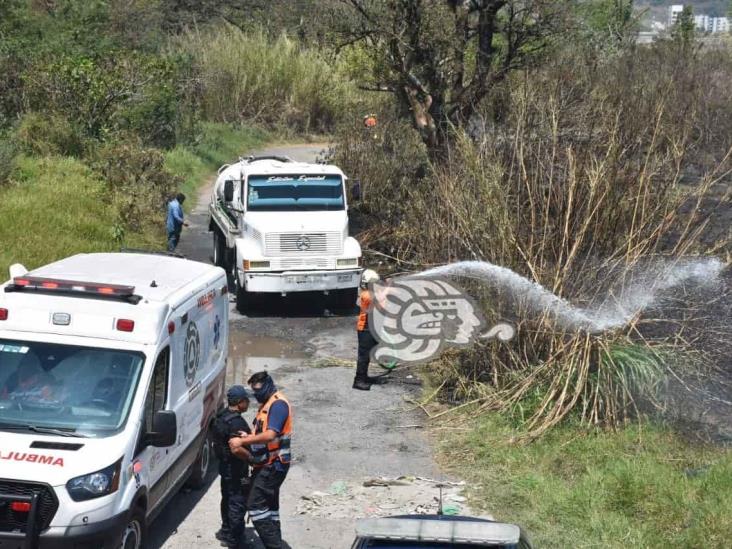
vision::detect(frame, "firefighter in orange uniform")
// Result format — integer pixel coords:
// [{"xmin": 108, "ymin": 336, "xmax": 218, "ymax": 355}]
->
[{"xmin": 353, "ymin": 269, "xmax": 386, "ymax": 391}]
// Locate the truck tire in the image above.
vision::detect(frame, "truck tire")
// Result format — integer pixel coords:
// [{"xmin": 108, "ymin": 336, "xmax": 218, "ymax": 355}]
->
[
  {"xmin": 119, "ymin": 507, "xmax": 145, "ymax": 549},
  {"xmin": 333, "ymin": 288, "xmax": 358, "ymax": 311},
  {"xmin": 235, "ymin": 274, "xmax": 249, "ymax": 313},
  {"xmin": 213, "ymin": 230, "xmax": 226, "ymax": 268},
  {"xmin": 187, "ymin": 428, "xmax": 214, "ymax": 490}
]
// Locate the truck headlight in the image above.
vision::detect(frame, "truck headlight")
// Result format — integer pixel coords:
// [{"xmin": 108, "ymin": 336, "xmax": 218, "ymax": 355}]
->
[
  {"xmin": 337, "ymin": 258, "xmax": 359, "ymax": 268},
  {"xmin": 67, "ymin": 459, "xmax": 122, "ymax": 502},
  {"xmin": 243, "ymin": 260, "xmax": 270, "ymax": 270}
]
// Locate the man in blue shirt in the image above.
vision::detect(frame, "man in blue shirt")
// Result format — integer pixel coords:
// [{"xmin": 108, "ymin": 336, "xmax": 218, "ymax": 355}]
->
[{"xmin": 166, "ymin": 193, "xmax": 188, "ymax": 252}]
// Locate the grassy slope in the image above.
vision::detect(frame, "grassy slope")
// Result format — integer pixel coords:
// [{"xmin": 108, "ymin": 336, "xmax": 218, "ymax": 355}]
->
[
  {"xmin": 0, "ymin": 155, "xmax": 157, "ymax": 276},
  {"xmin": 0, "ymin": 123, "xmax": 269, "ymax": 278},
  {"xmin": 439, "ymin": 414, "xmax": 731, "ymax": 548}
]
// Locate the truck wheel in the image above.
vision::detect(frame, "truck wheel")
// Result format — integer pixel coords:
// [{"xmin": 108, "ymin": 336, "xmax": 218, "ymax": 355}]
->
[
  {"xmin": 235, "ymin": 275, "xmax": 249, "ymax": 313},
  {"xmin": 213, "ymin": 231, "xmax": 226, "ymax": 268},
  {"xmin": 119, "ymin": 508, "xmax": 145, "ymax": 549},
  {"xmin": 187, "ymin": 429, "xmax": 214, "ymax": 490},
  {"xmin": 334, "ymin": 288, "xmax": 358, "ymax": 311}
]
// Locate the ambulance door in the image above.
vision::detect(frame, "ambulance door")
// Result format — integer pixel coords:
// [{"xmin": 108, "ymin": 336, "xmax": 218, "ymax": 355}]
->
[
  {"xmin": 166, "ymin": 290, "xmax": 212, "ymax": 488},
  {"xmin": 138, "ymin": 346, "xmax": 172, "ymax": 511}
]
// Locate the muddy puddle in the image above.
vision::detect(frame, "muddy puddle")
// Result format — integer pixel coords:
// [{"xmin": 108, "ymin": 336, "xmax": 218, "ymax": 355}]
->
[{"xmin": 226, "ymin": 330, "xmax": 310, "ymax": 386}]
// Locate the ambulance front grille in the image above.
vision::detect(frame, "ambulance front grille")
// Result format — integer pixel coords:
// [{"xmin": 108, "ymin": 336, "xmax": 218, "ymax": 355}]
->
[{"xmin": 0, "ymin": 479, "xmax": 58, "ymax": 533}]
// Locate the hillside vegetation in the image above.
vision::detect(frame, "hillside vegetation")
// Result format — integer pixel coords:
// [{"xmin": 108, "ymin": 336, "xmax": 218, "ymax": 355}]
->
[
  {"xmin": 0, "ymin": 1, "xmax": 358, "ymax": 270},
  {"xmin": 0, "ymin": 2, "xmax": 730, "ymax": 546}
]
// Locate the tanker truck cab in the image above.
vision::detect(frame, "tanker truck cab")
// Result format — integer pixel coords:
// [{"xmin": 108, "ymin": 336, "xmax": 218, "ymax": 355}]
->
[
  {"xmin": 208, "ymin": 156, "xmax": 363, "ymax": 311},
  {"xmin": 0, "ymin": 253, "xmax": 228, "ymax": 549}
]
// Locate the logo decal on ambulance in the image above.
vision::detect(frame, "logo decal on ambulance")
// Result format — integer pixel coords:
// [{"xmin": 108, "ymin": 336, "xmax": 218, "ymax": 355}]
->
[
  {"xmin": 213, "ymin": 315, "xmax": 221, "ymax": 349},
  {"xmin": 184, "ymin": 321, "xmax": 200, "ymax": 388}
]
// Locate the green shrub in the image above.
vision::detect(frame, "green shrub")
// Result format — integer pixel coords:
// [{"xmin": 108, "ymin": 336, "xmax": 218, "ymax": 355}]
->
[
  {"xmin": 15, "ymin": 112, "xmax": 85, "ymax": 157},
  {"xmin": 93, "ymin": 137, "xmax": 180, "ymax": 232},
  {"xmin": 23, "ymin": 53, "xmax": 184, "ymax": 148},
  {"xmin": 0, "ymin": 137, "xmax": 17, "ymax": 185}
]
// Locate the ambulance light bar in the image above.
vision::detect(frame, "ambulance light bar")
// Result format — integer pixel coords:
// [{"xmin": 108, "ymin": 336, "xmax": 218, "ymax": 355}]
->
[{"xmin": 5, "ymin": 276, "xmax": 141, "ymax": 304}]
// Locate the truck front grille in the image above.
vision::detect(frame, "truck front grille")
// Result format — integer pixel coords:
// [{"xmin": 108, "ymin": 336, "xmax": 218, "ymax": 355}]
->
[
  {"xmin": 265, "ymin": 232, "xmax": 342, "ymax": 256},
  {"xmin": 0, "ymin": 479, "xmax": 58, "ymax": 533},
  {"xmin": 271, "ymin": 257, "xmax": 332, "ymax": 270}
]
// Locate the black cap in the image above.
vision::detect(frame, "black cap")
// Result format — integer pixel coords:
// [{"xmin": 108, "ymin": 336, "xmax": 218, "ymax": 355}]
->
[{"xmin": 226, "ymin": 385, "xmax": 249, "ymax": 404}]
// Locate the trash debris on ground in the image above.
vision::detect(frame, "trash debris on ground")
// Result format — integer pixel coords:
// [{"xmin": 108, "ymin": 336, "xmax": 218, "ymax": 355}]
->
[
  {"xmin": 363, "ymin": 477, "xmax": 413, "ymax": 487},
  {"xmin": 329, "ymin": 480, "xmax": 348, "ymax": 495},
  {"xmin": 295, "ymin": 476, "xmax": 471, "ymax": 519}
]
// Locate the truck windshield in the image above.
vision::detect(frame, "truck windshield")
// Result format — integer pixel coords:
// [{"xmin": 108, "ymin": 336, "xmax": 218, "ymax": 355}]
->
[
  {"xmin": 247, "ymin": 174, "xmax": 345, "ymax": 211},
  {"xmin": 0, "ymin": 339, "xmax": 143, "ymax": 438}
]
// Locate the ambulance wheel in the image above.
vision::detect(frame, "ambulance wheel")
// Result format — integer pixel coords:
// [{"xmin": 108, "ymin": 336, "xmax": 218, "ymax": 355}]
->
[
  {"xmin": 213, "ymin": 230, "xmax": 225, "ymax": 268},
  {"xmin": 187, "ymin": 429, "xmax": 214, "ymax": 489},
  {"xmin": 120, "ymin": 508, "xmax": 145, "ymax": 549}
]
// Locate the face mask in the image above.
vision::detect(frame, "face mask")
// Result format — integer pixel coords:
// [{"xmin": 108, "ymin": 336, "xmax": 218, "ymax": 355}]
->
[{"xmin": 253, "ymin": 377, "xmax": 276, "ymax": 403}]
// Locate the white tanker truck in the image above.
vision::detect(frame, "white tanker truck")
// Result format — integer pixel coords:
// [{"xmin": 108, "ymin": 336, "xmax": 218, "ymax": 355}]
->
[{"xmin": 208, "ymin": 156, "xmax": 363, "ymax": 311}]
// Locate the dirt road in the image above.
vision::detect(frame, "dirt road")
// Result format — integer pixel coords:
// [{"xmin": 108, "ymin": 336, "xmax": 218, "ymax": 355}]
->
[{"xmin": 147, "ymin": 144, "xmax": 473, "ymax": 548}]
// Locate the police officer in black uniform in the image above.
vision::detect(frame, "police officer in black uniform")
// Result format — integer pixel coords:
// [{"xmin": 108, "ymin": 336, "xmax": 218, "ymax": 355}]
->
[{"xmin": 214, "ymin": 385, "xmax": 252, "ymax": 548}]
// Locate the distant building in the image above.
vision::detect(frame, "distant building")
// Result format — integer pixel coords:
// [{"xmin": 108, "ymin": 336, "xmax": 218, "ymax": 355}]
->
[
  {"xmin": 711, "ymin": 17, "xmax": 730, "ymax": 33},
  {"xmin": 668, "ymin": 5, "xmax": 684, "ymax": 27},
  {"xmin": 667, "ymin": 4, "xmax": 729, "ymax": 35},
  {"xmin": 695, "ymin": 15, "xmax": 711, "ymax": 32}
]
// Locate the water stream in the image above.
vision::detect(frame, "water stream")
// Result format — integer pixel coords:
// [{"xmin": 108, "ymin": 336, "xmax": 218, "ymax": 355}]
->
[{"xmin": 415, "ymin": 258, "xmax": 725, "ymax": 332}]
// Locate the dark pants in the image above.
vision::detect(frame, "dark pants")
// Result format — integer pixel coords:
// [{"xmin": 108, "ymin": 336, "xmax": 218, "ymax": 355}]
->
[
  {"xmin": 356, "ymin": 329, "xmax": 378, "ymax": 381},
  {"xmin": 220, "ymin": 473, "xmax": 248, "ymax": 545},
  {"xmin": 167, "ymin": 228, "xmax": 181, "ymax": 252},
  {"xmin": 247, "ymin": 465, "xmax": 288, "ymax": 549}
]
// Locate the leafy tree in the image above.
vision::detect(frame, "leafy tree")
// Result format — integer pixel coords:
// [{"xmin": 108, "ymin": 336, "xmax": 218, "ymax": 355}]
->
[
  {"xmin": 24, "ymin": 54, "xmax": 182, "ymax": 147},
  {"xmin": 672, "ymin": 5, "xmax": 695, "ymax": 48},
  {"xmin": 333, "ymin": 0, "xmax": 572, "ymax": 155},
  {"xmin": 581, "ymin": 0, "xmax": 637, "ymax": 46}
]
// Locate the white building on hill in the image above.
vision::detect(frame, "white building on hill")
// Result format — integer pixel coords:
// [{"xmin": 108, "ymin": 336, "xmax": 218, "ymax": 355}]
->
[
  {"xmin": 668, "ymin": 4, "xmax": 684, "ymax": 27},
  {"xmin": 711, "ymin": 17, "xmax": 730, "ymax": 33}
]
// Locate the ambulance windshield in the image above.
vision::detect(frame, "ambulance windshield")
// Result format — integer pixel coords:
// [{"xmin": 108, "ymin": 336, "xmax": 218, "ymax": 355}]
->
[{"xmin": 0, "ymin": 339, "xmax": 144, "ymax": 437}]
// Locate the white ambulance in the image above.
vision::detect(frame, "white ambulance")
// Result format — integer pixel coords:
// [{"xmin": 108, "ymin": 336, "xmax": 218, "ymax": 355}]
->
[{"xmin": 0, "ymin": 252, "xmax": 228, "ymax": 549}]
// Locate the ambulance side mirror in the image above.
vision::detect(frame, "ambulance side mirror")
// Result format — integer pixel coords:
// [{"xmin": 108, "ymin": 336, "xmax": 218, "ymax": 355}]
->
[
  {"xmin": 224, "ymin": 180, "xmax": 235, "ymax": 202},
  {"xmin": 146, "ymin": 410, "xmax": 177, "ymax": 447}
]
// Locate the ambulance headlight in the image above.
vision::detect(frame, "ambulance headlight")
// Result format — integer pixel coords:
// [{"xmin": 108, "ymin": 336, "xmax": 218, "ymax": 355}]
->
[{"xmin": 67, "ymin": 459, "xmax": 122, "ymax": 501}]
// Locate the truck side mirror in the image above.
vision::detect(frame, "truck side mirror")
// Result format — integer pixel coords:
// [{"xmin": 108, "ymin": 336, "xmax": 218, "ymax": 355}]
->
[
  {"xmin": 224, "ymin": 180, "xmax": 235, "ymax": 202},
  {"xmin": 350, "ymin": 179, "xmax": 362, "ymax": 202},
  {"xmin": 146, "ymin": 410, "xmax": 177, "ymax": 447}
]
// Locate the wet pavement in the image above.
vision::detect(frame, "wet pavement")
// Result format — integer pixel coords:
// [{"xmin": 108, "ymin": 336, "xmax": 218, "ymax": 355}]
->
[{"xmin": 147, "ymin": 144, "xmax": 468, "ymax": 548}]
